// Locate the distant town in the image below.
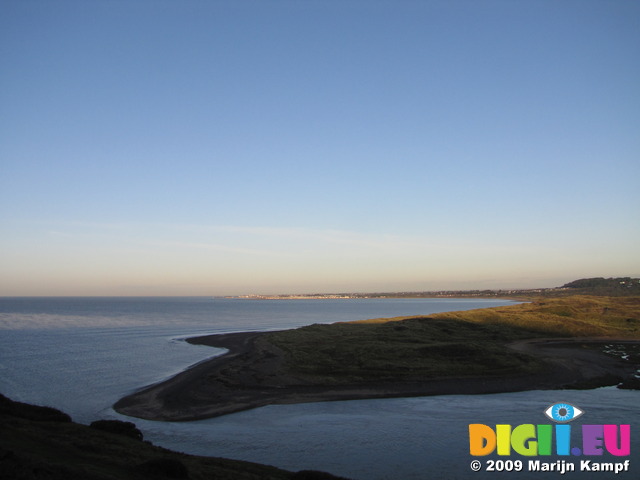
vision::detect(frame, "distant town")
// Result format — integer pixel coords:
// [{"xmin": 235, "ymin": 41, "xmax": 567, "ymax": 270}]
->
[
  {"xmin": 230, "ymin": 277, "xmax": 640, "ymax": 300},
  {"xmin": 232, "ymin": 289, "xmax": 552, "ymax": 300}
]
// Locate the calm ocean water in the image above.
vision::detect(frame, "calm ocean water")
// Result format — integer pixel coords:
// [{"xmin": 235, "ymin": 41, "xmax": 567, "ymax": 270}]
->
[{"xmin": 0, "ymin": 297, "xmax": 637, "ymax": 479}]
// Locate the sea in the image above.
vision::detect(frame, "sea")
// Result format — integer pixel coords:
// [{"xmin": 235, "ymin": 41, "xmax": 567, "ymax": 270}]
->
[{"xmin": 0, "ymin": 297, "xmax": 637, "ymax": 479}]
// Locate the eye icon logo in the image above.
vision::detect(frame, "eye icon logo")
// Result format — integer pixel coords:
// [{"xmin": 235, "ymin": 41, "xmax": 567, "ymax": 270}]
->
[{"xmin": 544, "ymin": 403, "xmax": 584, "ymax": 423}]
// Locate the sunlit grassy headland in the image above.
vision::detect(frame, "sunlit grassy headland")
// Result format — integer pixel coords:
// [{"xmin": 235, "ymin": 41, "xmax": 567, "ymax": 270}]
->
[{"xmin": 267, "ymin": 296, "xmax": 640, "ymax": 384}]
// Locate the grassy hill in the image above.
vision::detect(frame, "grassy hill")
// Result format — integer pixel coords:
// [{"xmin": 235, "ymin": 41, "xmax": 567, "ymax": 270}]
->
[{"xmin": 267, "ymin": 296, "xmax": 640, "ymax": 384}]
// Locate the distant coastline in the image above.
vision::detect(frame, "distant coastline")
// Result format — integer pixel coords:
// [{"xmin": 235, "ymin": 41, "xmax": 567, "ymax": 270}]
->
[
  {"xmin": 228, "ymin": 277, "xmax": 640, "ymax": 300},
  {"xmin": 227, "ymin": 288, "xmax": 546, "ymax": 300}
]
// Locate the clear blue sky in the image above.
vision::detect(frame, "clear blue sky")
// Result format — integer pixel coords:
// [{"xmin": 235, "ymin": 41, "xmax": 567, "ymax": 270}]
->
[{"xmin": 1, "ymin": 0, "xmax": 639, "ymax": 296}]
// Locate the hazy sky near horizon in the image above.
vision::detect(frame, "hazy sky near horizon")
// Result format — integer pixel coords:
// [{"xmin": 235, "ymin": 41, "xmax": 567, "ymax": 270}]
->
[{"xmin": 1, "ymin": 0, "xmax": 639, "ymax": 296}]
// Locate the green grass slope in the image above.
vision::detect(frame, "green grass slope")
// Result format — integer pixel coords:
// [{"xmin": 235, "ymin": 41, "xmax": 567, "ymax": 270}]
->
[{"xmin": 267, "ymin": 296, "xmax": 640, "ymax": 384}]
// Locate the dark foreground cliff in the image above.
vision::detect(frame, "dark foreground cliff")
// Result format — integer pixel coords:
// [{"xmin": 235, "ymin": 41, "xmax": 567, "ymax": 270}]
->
[{"xmin": 0, "ymin": 394, "xmax": 349, "ymax": 480}]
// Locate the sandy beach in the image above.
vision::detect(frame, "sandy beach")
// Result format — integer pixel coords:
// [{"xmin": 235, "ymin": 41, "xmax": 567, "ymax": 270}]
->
[{"xmin": 113, "ymin": 331, "xmax": 639, "ymax": 422}]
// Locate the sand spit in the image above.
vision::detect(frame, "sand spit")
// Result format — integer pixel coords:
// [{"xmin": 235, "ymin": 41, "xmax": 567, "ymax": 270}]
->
[{"xmin": 113, "ymin": 331, "xmax": 638, "ymax": 422}]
